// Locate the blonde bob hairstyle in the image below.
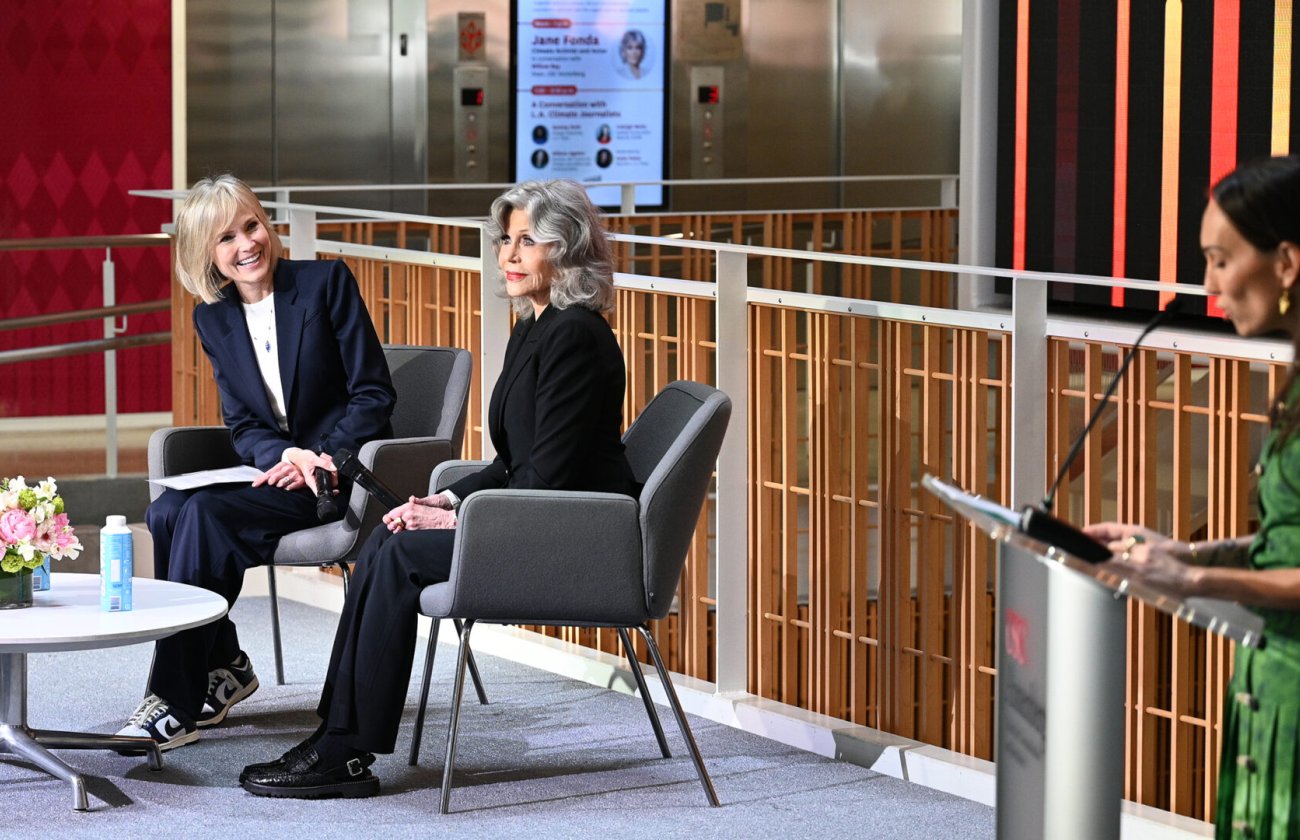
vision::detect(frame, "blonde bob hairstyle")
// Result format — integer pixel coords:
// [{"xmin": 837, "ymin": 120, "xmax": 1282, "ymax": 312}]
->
[
  {"xmin": 485, "ymin": 179, "xmax": 614, "ymax": 318},
  {"xmin": 174, "ymin": 174, "xmax": 282, "ymax": 304}
]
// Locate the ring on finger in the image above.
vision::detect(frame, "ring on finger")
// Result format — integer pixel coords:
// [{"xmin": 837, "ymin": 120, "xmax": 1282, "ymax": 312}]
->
[{"xmin": 1121, "ymin": 550, "xmax": 1131, "ymax": 562}]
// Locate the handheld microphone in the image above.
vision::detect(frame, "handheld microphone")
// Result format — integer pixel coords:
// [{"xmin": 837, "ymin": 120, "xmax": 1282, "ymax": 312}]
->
[
  {"xmin": 334, "ymin": 449, "xmax": 405, "ymax": 510},
  {"xmin": 1019, "ymin": 299, "xmax": 1183, "ymax": 562},
  {"xmin": 314, "ymin": 467, "xmax": 339, "ymax": 522}
]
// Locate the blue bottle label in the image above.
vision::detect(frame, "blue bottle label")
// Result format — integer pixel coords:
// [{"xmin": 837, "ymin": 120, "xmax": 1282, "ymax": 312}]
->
[{"xmin": 100, "ymin": 531, "xmax": 133, "ymax": 612}]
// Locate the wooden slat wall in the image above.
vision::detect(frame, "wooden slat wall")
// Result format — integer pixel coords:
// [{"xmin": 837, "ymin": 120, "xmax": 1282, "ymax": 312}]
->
[
  {"xmin": 1049, "ymin": 341, "xmax": 1274, "ymax": 821},
  {"xmin": 170, "ymin": 207, "xmax": 1280, "ymax": 822},
  {"xmin": 748, "ymin": 308, "xmax": 1007, "ymax": 753}
]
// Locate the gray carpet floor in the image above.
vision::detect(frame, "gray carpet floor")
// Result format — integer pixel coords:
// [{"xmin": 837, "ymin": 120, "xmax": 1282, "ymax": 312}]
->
[{"xmin": 12, "ymin": 595, "xmax": 994, "ymax": 838}]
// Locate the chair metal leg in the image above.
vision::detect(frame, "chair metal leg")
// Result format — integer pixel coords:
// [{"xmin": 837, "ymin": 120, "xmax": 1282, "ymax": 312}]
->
[
  {"xmin": 267, "ymin": 566, "xmax": 285, "ymax": 686},
  {"xmin": 454, "ymin": 619, "xmax": 490, "ymax": 706},
  {"xmin": 338, "ymin": 560, "xmax": 352, "ymax": 595},
  {"xmin": 439, "ymin": 619, "xmax": 476, "ymax": 814},
  {"xmin": 617, "ymin": 627, "xmax": 671, "ymax": 758},
  {"xmin": 408, "ymin": 619, "xmax": 442, "ymax": 766},
  {"xmin": 636, "ymin": 625, "xmax": 720, "ymax": 807},
  {"xmin": 409, "ymin": 618, "xmax": 489, "ymax": 768}
]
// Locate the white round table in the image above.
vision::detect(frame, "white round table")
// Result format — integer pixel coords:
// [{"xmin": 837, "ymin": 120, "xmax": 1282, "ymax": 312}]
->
[{"xmin": 0, "ymin": 573, "xmax": 227, "ymax": 810}]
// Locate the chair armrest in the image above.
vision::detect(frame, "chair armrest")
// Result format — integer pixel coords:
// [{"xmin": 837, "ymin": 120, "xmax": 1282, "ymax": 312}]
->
[
  {"xmin": 147, "ymin": 426, "xmax": 240, "ymax": 501},
  {"xmin": 423, "ymin": 490, "xmax": 646, "ymax": 624},
  {"xmin": 428, "ymin": 460, "xmax": 491, "ymax": 495},
  {"xmin": 358, "ymin": 436, "xmax": 457, "ymax": 504},
  {"xmin": 277, "ymin": 437, "xmax": 457, "ymax": 567}
]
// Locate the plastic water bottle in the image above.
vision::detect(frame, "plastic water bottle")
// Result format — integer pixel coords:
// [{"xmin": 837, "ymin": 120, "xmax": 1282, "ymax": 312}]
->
[{"xmin": 100, "ymin": 515, "xmax": 133, "ymax": 612}]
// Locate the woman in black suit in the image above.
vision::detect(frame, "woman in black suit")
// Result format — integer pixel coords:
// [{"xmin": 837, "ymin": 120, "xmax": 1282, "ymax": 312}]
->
[
  {"xmin": 241, "ymin": 179, "xmax": 637, "ymax": 799},
  {"xmin": 122, "ymin": 175, "xmax": 395, "ymax": 750}
]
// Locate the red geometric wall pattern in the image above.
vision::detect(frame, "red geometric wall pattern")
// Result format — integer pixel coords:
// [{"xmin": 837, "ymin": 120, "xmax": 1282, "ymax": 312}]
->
[{"xmin": 1, "ymin": 0, "xmax": 172, "ymax": 417}]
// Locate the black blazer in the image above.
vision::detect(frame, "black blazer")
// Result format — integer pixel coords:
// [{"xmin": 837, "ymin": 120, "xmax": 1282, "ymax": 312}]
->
[
  {"xmin": 447, "ymin": 304, "xmax": 636, "ymax": 499},
  {"xmin": 193, "ymin": 259, "xmax": 396, "ymax": 471}
]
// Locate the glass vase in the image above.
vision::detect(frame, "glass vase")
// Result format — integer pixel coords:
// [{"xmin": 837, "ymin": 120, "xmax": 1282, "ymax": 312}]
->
[{"xmin": 0, "ymin": 568, "xmax": 34, "ymax": 609}]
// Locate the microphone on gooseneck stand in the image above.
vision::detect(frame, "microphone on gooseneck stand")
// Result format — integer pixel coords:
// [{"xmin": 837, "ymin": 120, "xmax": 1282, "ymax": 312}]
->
[
  {"xmin": 314, "ymin": 467, "xmax": 339, "ymax": 522},
  {"xmin": 1019, "ymin": 299, "xmax": 1184, "ymax": 562}
]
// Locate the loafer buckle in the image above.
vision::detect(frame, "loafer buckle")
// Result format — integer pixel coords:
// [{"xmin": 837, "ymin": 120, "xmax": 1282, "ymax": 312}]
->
[{"xmin": 346, "ymin": 757, "xmax": 364, "ymax": 777}]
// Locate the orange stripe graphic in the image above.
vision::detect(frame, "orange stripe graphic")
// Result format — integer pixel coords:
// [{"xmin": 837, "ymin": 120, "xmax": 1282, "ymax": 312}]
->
[
  {"xmin": 1158, "ymin": 1, "xmax": 1182, "ymax": 307},
  {"xmin": 1112, "ymin": 0, "xmax": 1130, "ymax": 305}
]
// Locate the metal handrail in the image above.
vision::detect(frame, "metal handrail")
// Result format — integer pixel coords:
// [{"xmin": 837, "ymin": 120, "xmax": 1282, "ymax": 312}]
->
[
  {"xmin": 1, "ymin": 232, "xmax": 173, "ymax": 477},
  {"xmin": 0, "ymin": 300, "xmax": 169, "ymax": 332},
  {"xmin": 0, "ymin": 233, "xmax": 171, "ymax": 251},
  {"xmin": 0, "ymin": 332, "xmax": 171, "ymax": 365},
  {"xmin": 135, "ymin": 172, "xmax": 961, "ymax": 215}
]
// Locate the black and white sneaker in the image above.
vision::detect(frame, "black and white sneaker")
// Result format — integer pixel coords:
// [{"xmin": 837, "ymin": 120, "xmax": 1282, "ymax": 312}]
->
[
  {"xmin": 116, "ymin": 694, "xmax": 199, "ymax": 751},
  {"xmin": 197, "ymin": 652, "xmax": 260, "ymax": 728}
]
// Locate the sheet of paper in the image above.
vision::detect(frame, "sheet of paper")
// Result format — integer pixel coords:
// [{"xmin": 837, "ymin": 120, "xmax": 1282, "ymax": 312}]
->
[{"xmin": 148, "ymin": 465, "xmax": 263, "ymax": 491}]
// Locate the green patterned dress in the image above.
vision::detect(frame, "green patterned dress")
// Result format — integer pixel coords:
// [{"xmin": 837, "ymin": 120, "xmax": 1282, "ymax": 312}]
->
[{"xmin": 1216, "ymin": 428, "xmax": 1300, "ymax": 839}]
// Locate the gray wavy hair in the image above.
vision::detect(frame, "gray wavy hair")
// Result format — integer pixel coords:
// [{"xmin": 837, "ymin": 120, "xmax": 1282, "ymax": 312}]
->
[{"xmin": 486, "ymin": 179, "xmax": 615, "ymax": 317}]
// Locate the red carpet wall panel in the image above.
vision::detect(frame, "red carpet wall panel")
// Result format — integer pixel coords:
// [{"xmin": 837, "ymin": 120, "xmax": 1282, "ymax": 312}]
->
[{"xmin": 1, "ymin": 0, "xmax": 173, "ymax": 417}]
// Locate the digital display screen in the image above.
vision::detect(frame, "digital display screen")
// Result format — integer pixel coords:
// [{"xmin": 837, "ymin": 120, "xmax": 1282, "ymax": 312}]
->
[
  {"xmin": 697, "ymin": 85, "xmax": 720, "ymax": 105},
  {"xmin": 512, "ymin": 0, "xmax": 668, "ymax": 207},
  {"xmin": 460, "ymin": 87, "xmax": 485, "ymax": 107}
]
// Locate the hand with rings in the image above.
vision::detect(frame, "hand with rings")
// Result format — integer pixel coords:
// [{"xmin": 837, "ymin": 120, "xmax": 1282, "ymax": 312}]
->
[
  {"xmin": 1120, "ymin": 534, "xmax": 1144, "ymax": 562},
  {"xmin": 252, "ymin": 459, "xmax": 306, "ymax": 491}
]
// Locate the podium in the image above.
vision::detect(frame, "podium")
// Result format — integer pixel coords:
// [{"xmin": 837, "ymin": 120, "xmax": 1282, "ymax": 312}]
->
[{"xmin": 923, "ymin": 475, "xmax": 1265, "ymax": 840}]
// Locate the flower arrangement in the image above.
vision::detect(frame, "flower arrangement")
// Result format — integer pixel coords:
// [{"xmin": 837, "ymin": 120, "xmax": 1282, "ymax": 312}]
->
[{"xmin": 0, "ymin": 476, "xmax": 83, "ymax": 574}]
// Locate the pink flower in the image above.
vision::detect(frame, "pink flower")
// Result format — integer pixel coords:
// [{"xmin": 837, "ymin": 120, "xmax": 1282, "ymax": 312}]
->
[{"xmin": 0, "ymin": 509, "xmax": 36, "ymax": 544}]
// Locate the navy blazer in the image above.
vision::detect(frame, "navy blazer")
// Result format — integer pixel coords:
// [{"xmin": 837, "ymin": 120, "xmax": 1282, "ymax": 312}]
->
[
  {"xmin": 193, "ymin": 259, "xmax": 396, "ymax": 471},
  {"xmin": 447, "ymin": 304, "xmax": 636, "ymax": 499}
]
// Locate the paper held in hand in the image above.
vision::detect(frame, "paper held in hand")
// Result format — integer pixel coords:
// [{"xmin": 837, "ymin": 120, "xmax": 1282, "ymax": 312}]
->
[{"xmin": 147, "ymin": 465, "xmax": 263, "ymax": 492}]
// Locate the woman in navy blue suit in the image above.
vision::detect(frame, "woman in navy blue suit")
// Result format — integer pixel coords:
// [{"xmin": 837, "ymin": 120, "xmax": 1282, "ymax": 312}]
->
[
  {"xmin": 240, "ymin": 179, "xmax": 637, "ymax": 799},
  {"xmin": 121, "ymin": 175, "xmax": 396, "ymax": 750}
]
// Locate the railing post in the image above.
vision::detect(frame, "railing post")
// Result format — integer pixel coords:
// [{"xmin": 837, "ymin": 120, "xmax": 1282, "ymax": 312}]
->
[
  {"xmin": 940, "ymin": 176, "xmax": 958, "ymax": 209},
  {"xmin": 1010, "ymin": 274, "xmax": 1047, "ymax": 510},
  {"xmin": 477, "ymin": 227, "xmax": 510, "ymax": 461},
  {"xmin": 102, "ymin": 248, "xmax": 119, "ymax": 478},
  {"xmin": 714, "ymin": 248, "xmax": 748, "ymax": 694},
  {"xmin": 288, "ymin": 207, "xmax": 317, "ymax": 261},
  {"xmin": 620, "ymin": 184, "xmax": 636, "ymax": 215},
  {"xmin": 274, "ymin": 189, "xmax": 291, "ymax": 225}
]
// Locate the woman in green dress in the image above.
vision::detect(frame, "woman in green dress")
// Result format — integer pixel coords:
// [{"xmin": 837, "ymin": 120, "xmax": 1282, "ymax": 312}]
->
[{"xmin": 1086, "ymin": 154, "xmax": 1300, "ymax": 839}]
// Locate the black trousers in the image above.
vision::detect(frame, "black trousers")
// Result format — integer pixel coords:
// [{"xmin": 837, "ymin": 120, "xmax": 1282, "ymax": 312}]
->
[
  {"xmin": 316, "ymin": 526, "xmax": 455, "ymax": 754},
  {"xmin": 145, "ymin": 484, "xmax": 320, "ymax": 717}
]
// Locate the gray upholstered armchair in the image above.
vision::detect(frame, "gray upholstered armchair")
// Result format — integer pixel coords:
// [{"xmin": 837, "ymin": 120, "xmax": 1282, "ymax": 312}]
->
[
  {"xmin": 407, "ymin": 380, "xmax": 730, "ymax": 813},
  {"xmin": 147, "ymin": 344, "xmax": 472, "ymax": 684}
]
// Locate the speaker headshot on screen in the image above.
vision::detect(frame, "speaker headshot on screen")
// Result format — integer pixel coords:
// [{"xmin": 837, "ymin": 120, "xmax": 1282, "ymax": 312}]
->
[
  {"xmin": 617, "ymin": 29, "xmax": 648, "ymax": 80},
  {"xmin": 531, "ymin": 148, "xmax": 549, "ymax": 169},
  {"xmin": 532, "ymin": 124, "xmax": 548, "ymax": 145},
  {"xmin": 596, "ymin": 123, "xmax": 612, "ymax": 144},
  {"xmin": 596, "ymin": 148, "xmax": 613, "ymax": 168}
]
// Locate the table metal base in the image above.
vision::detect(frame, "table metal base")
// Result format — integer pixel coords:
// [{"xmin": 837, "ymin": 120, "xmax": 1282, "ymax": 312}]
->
[{"xmin": 0, "ymin": 652, "xmax": 162, "ymax": 810}]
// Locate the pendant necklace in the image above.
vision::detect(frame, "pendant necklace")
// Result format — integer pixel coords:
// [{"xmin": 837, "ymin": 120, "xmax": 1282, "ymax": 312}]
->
[{"xmin": 245, "ymin": 296, "xmax": 276, "ymax": 355}]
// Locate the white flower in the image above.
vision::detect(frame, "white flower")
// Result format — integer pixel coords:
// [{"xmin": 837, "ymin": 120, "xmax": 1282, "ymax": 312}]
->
[
  {"xmin": 15, "ymin": 544, "xmax": 35, "ymax": 562},
  {"xmin": 36, "ymin": 478, "xmax": 58, "ymax": 499}
]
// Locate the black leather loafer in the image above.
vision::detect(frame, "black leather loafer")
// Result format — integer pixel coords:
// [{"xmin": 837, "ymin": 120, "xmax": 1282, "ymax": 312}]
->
[
  {"xmin": 241, "ymin": 749, "xmax": 380, "ymax": 799},
  {"xmin": 239, "ymin": 738, "xmax": 316, "ymax": 784}
]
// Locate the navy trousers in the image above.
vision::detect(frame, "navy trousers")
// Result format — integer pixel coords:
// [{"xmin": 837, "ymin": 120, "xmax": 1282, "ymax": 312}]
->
[
  {"xmin": 145, "ymin": 484, "xmax": 320, "ymax": 717},
  {"xmin": 317, "ymin": 526, "xmax": 455, "ymax": 754}
]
